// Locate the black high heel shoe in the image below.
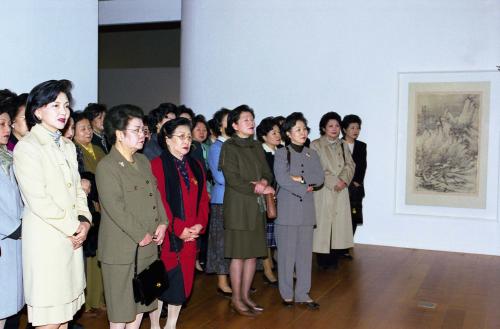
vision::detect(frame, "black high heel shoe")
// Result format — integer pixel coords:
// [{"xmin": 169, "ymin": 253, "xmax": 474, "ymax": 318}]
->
[
  {"xmin": 217, "ymin": 287, "xmax": 232, "ymax": 299},
  {"xmin": 296, "ymin": 300, "xmax": 320, "ymax": 310},
  {"xmin": 263, "ymin": 275, "xmax": 278, "ymax": 287}
]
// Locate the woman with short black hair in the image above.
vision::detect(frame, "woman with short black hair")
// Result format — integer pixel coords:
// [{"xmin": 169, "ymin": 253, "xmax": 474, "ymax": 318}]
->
[
  {"xmin": 7, "ymin": 93, "xmax": 28, "ymax": 152},
  {"xmin": 14, "ymin": 79, "xmax": 92, "ymax": 328},
  {"xmin": 143, "ymin": 103, "xmax": 177, "ymax": 160},
  {"xmin": 0, "ymin": 92, "xmax": 24, "ymax": 329},
  {"xmin": 150, "ymin": 117, "xmax": 209, "ymax": 329},
  {"xmin": 255, "ymin": 116, "xmax": 282, "ymax": 286},
  {"xmin": 311, "ymin": 111, "xmax": 355, "ymax": 269},
  {"xmin": 341, "ymin": 114, "xmax": 367, "ymax": 236},
  {"xmin": 274, "ymin": 112, "xmax": 324, "ymax": 309},
  {"xmin": 220, "ymin": 105, "xmax": 274, "ymax": 316},
  {"xmin": 205, "ymin": 108, "xmax": 233, "ymax": 297},
  {"xmin": 96, "ymin": 104, "xmax": 168, "ymax": 329},
  {"xmin": 83, "ymin": 103, "xmax": 109, "ymax": 154}
]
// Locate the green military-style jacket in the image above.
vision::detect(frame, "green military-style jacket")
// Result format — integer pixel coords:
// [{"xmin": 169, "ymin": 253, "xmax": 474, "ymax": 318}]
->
[{"xmin": 96, "ymin": 147, "xmax": 169, "ymax": 264}]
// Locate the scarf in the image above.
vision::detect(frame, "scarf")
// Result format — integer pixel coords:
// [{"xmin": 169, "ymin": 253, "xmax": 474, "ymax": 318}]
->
[
  {"xmin": 160, "ymin": 149, "xmax": 205, "ymax": 221},
  {"xmin": 0, "ymin": 145, "xmax": 12, "ymax": 176}
]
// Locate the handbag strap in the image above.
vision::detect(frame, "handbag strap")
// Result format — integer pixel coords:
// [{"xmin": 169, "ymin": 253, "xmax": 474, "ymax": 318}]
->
[{"xmin": 134, "ymin": 244, "xmax": 162, "ymax": 277}]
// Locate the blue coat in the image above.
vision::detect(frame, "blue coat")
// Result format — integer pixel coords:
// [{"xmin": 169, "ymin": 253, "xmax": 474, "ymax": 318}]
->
[
  {"xmin": 0, "ymin": 164, "xmax": 24, "ymax": 318},
  {"xmin": 208, "ymin": 139, "xmax": 225, "ymax": 204}
]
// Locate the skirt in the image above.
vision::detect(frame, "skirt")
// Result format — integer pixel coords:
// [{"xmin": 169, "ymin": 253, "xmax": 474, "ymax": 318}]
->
[
  {"xmin": 28, "ymin": 293, "xmax": 85, "ymax": 326},
  {"xmin": 224, "ymin": 215, "xmax": 267, "ymax": 259},
  {"xmin": 101, "ymin": 254, "xmax": 158, "ymax": 323},
  {"xmin": 205, "ymin": 204, "xmax": 230, "ymax": 274}
]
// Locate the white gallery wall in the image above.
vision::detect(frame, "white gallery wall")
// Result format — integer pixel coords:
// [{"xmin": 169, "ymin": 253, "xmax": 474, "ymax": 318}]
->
[
  {"xmin": 0, "ymin": 1, "xmax": 98, "ymax": 110},
  {"xmin": 181, "ymin": 0, "xmax": 500, "ymax": 255}
]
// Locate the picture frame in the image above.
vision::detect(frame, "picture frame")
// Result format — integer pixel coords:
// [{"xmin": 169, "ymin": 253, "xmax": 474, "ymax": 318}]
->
[{"xmin": 395, "ymin": 70, "xmax": 500, "ymax": 220}]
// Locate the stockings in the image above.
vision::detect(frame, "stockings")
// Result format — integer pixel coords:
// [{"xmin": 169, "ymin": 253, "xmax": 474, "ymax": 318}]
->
[
  {"xmin": 164, "ymin": 305, "xmax": 181, "ymax": 329},
  {"xmin": 230, "ymin": 258, "xmax": 257, "ymax": 308}
]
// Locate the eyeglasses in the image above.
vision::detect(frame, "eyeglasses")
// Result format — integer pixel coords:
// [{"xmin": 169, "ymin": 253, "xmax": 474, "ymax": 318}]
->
[
  {"xmin": 171, "ymin": 134, "xmax": 192, "ymax": 142},
  {"xmin": 125, "ymin": 128, "xmax": 146, "ymax": 135}
]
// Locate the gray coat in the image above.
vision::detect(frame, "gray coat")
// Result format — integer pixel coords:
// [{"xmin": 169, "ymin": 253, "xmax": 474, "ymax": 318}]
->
[
  {"xmin": 0, "ymin": 163, "xmax": 24, "ymax": 318},
  {"xmin": 274, "ymin": 146, "xmax": 324, "ymax": 226}
]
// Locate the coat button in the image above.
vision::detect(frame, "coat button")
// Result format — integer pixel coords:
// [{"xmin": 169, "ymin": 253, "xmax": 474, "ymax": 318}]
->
[
  {"xmin": 301, "ymin": 164, "xmax": 304, "ymax": 167},
  {"xmin": 301, "ymin": 170, "xmax": 304, "ymax": 173},
  {"xmin": 72, "ymin": 204, "xmax": 76, "ymax": 209},
  {"xmin": 153, "ymin": 206, "xmax": 156, "ymax": 210},
  {"xmin": 134, "ymin": 186, "xmax": 138, "ymax": 190},
  {"xmin": 146, "ymin": 180, "xmax": 150, "ymax": 184},
  {"xmin": 67, "ymin": 183, "xmax": 72, "ymax": 188},
  {"xmin": 155, "ymin": 218, "xmax": 159, "ymax": 222},
  {"xmin": 299, "ymin": 199, "xmax": 303, "ymax": 202},
  {"xmin": 149, "ymin": 193, "xmax": 153, "ymax": 197}
]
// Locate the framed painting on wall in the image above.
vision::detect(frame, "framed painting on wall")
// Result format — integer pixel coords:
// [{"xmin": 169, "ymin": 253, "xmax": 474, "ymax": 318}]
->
[{"xmin": 395, "ymin": 71, "xmax": 500, "ymax": 220}]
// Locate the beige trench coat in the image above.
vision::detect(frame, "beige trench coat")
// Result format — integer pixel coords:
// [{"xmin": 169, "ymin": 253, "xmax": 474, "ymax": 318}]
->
[
  {"xmin": 310, "ymin": 136, "xmax": 355, "ymax": 252},
  {"xmin": 13, "ymin": 124, "xmax": 91, "ymax": 307}
]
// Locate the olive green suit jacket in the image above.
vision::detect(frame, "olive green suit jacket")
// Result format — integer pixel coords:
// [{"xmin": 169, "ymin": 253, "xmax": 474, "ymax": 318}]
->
[
  {"xmin": 96, "ymin": 147, "xmax": 169, "ymax": 264},
  {"xmin": 219, "ymin": 136, "xmax": 273, "ymax": 231}
]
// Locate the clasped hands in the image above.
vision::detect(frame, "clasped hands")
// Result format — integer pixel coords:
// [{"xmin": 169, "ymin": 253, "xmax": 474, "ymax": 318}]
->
[
  {"xmin": 139, "ymin": 224, "xmax": 167, "ymax": 247},
  {"xmin": 69, "ymin": 222, "xmax": 91, "ymax": 250},
  {"xmin": 179, "ymin": 224, "xmax": 203, "ymax": 242},
  {"xmin": 251, "ymin": 179, "xmax": 275, "ymax": 195}
]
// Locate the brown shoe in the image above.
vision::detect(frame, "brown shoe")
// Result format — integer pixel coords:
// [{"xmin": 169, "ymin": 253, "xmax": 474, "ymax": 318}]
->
[{"xmin": 230, "ymin": 302, "xmax": 256, "ymax": 317}]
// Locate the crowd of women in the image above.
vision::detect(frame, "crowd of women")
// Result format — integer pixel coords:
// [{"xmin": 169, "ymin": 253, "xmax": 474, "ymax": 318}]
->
[{"xmin": 0, "ymin": 79, "xmax": 367, "ymax": 329}]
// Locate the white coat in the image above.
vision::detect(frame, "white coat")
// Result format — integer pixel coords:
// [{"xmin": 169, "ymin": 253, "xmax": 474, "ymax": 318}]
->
[{"xmin": 13, "ymin": 124, "xmax": 91, "ymax": 308}]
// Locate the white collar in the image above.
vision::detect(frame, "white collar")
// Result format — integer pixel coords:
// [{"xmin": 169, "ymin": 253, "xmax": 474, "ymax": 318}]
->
[{"xmin": 262, "ymin": 143, "xmax": 276, "ymax": 155}]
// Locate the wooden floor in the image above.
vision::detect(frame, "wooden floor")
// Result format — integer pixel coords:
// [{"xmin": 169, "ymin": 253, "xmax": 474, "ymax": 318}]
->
[{"xmin": 20, "ymin": 244, "xmax": 500, "ymax": 328}]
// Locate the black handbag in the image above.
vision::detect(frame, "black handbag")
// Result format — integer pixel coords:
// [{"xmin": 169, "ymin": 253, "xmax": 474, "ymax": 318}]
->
[
  {"xmin": 132, "ymin": 245, "xmax": 168, "ymax": 305},
  {"xmin": 348, "ymin": 184, "xmax": 364, "ymax": 225}
]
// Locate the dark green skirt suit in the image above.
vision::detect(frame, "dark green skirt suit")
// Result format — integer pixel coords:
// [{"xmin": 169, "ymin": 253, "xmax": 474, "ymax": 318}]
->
[{"xmin": 219, "ymin": 136, "xmax": 273, "ymax": 259}]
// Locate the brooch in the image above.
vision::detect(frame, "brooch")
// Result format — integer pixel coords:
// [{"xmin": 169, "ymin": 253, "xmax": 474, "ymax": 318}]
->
[
  {"xmin": 305, "ymin": 152, "xmax": 311, "ymax": 158},
  {"xmin": 191, "ymin": 178, "xmax": 198, "ymax": 185},
  {"xmin": 119, "ymin": 161, "xmax": 125, "ymax": 167}
]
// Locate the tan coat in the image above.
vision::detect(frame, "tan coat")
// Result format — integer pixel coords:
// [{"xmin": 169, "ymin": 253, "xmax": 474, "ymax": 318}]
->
[
  {"xmin": 13, "ymin": 124, "xmax": 92, "ymax": 307},
  {"xmin": 310, "ymin": 136, "xmax": 355, "ymax": 252}
]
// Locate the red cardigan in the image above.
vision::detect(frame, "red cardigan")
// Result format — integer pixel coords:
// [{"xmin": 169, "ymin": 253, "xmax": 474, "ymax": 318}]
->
[{"xmin": 151, "ymin": 156, "xmax": 209, "ymax": 298}]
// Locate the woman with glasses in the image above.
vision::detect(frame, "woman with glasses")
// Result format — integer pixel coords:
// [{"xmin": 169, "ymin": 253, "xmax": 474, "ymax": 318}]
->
[
  {"xmin": 149, "ymin": 117, "xmax": 209, "ymax": 329},
  {"xmin": 96, "ymin": 104, "xmax": 168, "ymax": 329},
  {"xmin": 13, "ymin": 80, "xmax": 92, "ymax": 328},
  {"xmin": 220, "ymin": 105, "xmax": 274, "ymax": 316}
]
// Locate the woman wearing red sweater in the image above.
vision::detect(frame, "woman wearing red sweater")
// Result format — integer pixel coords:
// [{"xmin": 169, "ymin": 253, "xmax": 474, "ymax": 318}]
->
[{"xmin": 150, "ymin": 117, "xmax": 209, "ymax": 329}]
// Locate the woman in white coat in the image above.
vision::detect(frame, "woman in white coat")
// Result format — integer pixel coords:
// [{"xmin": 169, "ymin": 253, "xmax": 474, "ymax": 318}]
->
[
  {"xmin": 0, "ymin": 93, "xmax": 24, "ymax": 329},
  {"xmin": 311, "ymin": 112, "xmax": 355, "ymax": 270},
  {"xmin": 13, "ymin": 80, "xmax": 92, "ymax": 329}
]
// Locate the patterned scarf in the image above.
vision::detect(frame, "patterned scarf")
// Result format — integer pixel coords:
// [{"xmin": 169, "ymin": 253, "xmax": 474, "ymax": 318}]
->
[{"xmin": 0, "ymin": 145, "xmax": 13, "ymax": 176}]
